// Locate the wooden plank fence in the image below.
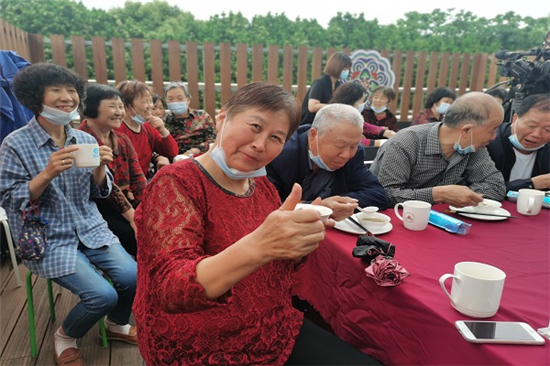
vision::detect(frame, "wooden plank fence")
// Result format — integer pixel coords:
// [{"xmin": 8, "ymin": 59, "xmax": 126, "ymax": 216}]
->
[{"xmin": 0, "ymin": 19, "xmax": 508, "ymax": 121}]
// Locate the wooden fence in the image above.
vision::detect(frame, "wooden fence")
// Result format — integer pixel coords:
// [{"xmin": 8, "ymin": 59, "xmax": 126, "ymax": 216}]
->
[{"xmin": 1, "ymin": 19, "xmax": 506, "ymax": 120}]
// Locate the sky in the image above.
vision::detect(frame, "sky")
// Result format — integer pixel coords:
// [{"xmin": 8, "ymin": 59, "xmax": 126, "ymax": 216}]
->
[{"xmin": 79, "ymin": 0, "xmax": 550, "ymax": 28}]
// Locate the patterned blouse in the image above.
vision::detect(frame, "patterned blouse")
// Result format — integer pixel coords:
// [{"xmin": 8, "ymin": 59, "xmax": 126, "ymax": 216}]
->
[
  {"xmin": 164, "ymin": 109, "xmax": 216, "ymax": 155},
  {"xmin": 134, "ymin": 159, "xmax": 303, "ymax": 365},
  {"xmin": 79, "ymin": 121, "xmax": 147, "ymax": 205},
  {"xmin": 411, "ymin": 108, "xmax": 441, "ymax": 126}
]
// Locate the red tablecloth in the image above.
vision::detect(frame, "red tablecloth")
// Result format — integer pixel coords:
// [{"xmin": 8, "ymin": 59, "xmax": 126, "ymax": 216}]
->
[{"xmin": 293, "ymin": 201, "xmax": 550, "ymax": 366}]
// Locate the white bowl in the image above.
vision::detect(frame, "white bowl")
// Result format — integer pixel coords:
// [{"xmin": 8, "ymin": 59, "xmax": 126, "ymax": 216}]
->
[
  {"xmin": 474, "ymin": 199, "xmax": 502, "ymax": 214},
  {"xmin": 294, "ymin": 203, "xmax": 333, "ymax": 222},
  {"xmin": 356, "ymin": 212, "xmax": 391, "ymax": 230}
]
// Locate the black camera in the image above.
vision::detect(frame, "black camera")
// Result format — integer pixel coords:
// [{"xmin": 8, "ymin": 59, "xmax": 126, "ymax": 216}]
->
[{"xmin": 494, "ymin": 47, "xmax": 550, "ymax": 121}]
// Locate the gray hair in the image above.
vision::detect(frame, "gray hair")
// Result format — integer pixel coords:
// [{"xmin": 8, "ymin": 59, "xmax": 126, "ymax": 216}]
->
[
  {"xmin": 164, "ymin": 81, "xmax": 190, "ymax": 98},
  {"xmin": 312, "ymin": 104, "xmax": 363, "ymax": 136},
  {"xmin": 443, "ymin": 92, "xmax": 503, "ymax": 127}
]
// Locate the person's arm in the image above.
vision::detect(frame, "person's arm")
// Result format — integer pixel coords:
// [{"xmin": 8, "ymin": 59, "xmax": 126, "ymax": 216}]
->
[
  {"xmin": 306, "ymin": 77, "xmax": 330, "ymax": 113},
  {"xmin": 136, "ymin": 174, "xmax": 324, "ymax": 313},
  {"xmin": 91, "ymin": 145, "xmax": 113, "ymax": 190},
  {"xmin": 121, "ymin": 134, "xmax": 147, "ymax": 202},
  {"xmin": 149, "ymin": 124, "xmax": 179, "ymax": 160},
  {"xmin": 341, "ymin": 148, "xmax": 389, "ymax": 210},
  {"xmin": 464, "ymin": 149, "xmax": 507, "ymax": 201},
  {"xmin": 363, "ymin": 122, "xmax": 386, "ymax": 139}
]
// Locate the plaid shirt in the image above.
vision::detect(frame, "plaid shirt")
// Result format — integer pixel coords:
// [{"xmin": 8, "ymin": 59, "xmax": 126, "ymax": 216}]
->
[
  {"xmin": 164, "ymin": 109, "xmax": 216, "ymax": 154},
  {"xmin": 370, "ymin": 122, "xmax": 506, "ymax": 206},
  {"xmin": 0, "ymin": 117, "xmax": 119, "ymax": 278}
]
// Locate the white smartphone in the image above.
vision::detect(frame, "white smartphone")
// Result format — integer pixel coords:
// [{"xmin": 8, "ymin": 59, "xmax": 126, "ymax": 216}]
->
[{"xmin": 455, "ymin": 321, "xmax": 545, "ymax": 345}]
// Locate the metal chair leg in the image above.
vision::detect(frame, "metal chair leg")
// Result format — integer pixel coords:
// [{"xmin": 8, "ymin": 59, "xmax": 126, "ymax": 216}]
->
[
  {"xmin": 1, "ymin": 216, "xmax": 22, "ymax": 287},
  {"xmin": 26, "ymin": 272, "xmax": 56, "ymax": 358}
]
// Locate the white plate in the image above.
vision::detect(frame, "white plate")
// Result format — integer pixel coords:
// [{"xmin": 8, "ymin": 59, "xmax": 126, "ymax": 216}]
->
[
  {"xmin": 333, "ymin": 215, "xmax": 393, "ymax": 235},
  {"xmin": 449, "ymin": 206, "xmax": 512, "ymax": 221}
]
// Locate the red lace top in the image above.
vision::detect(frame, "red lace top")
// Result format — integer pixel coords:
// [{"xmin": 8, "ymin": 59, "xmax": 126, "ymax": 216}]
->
[{"xmin": 133, "ymin": 159, "xmax": 303, "ymax": 365}]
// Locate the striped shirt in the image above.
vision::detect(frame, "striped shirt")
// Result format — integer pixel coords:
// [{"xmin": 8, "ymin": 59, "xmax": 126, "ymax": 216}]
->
[
  {"xmin": 0, "ymin": 117, "xmax": 120, "ymax": 278},
  {"xmin": 370, "ymin": 122, "xmax": 506, "ymax": 206}
]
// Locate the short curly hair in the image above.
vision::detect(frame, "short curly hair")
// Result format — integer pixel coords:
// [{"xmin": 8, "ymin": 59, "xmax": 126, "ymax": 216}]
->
[{"xmin": 13, "ymin": 63, "xmax": 86, "ymax": 116}]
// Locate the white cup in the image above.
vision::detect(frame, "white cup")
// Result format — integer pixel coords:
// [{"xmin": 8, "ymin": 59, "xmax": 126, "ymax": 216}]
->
[
  {"xmin": 72, "ymin": 144, "xmax": 100, "ymax": 168},
  {"xmin": 394, "ymin": 200, "xmax": 431, "ymax": 231},
  {"xmin": 439, "ymin": 262, "xmax": 506, "ymax": 318},
  {"xmin": 516, "ymin": 188, "xmax": 545, "ymax": 216},
  {"xmin": 294, "ymin": 203, "xmax": 333, "ymax": 222}
]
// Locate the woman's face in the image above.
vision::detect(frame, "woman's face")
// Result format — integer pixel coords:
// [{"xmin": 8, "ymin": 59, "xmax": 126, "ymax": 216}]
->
[
  {"xmin": 130, "ymin": 92, "xmax": 153, "ymax": 119},
  {"xmin": 94, "ymin": 96, "xmax": 125, "ymax": 130},
  {"xmin": 152, "ymin": 99, "xmax": 165, "ymax": 118},
  {"xmin": 42, "ymin": 84, "xmax": 79, "ymax": 112},
  {"xmin": 436, "ymin": 97, "xmax": 454, "ymax": 107},
  {"xmin": 165, "ymin": 87, "xmax": 189, "ymax": 104},
  {"xmin": 216, "ymin": 107, "xmax": 290, "ymax": 172},
  {"xmin": 371, "ymin": 92, "xmax": 389, "ymax": 109}
]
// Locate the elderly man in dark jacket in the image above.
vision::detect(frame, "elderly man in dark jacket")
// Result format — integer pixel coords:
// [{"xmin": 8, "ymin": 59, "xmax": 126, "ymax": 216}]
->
[
  {"xmin": 267, "ymin": 104, "xmax": 388, "ymax": 221},
  {"xmin": 488, "ymin": 94, "xmax": 550, "ymax": 192}
]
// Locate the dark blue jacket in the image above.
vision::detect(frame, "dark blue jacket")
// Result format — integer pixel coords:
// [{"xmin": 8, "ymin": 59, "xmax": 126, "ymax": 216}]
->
[
  {"xmin": 487, "ymin": 122, "xmax": 550, "ymax": 191},
  {"xmin": 266, "ymin": 125, "xmax": 389, "ymax": 210},
  {"xmin": 0, "ymin": 51, "xmax": 33, "ymax": 144}
]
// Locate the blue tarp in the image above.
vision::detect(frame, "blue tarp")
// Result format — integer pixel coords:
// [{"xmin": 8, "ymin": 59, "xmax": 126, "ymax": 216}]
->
[{"xmin": 0, "ymin": 50, "xmax": 34, "ymax": 145}]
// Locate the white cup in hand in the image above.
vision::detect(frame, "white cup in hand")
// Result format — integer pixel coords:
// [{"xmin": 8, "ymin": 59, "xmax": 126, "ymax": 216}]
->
[
  {"xmin": 294, "ymin": 203, "xmax": 333, "ymax": 222},
  {"xmin": 72, "ymin": 144, "xmax": 100, "ymax": 168}
]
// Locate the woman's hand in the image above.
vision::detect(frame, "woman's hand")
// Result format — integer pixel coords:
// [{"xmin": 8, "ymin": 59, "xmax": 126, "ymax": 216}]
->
[
  {"xmin": 251, "ymin": 184, "xmax": 326, "ymax": 262},
  {"xmin": 156, "ymin": 155, "xmax": 170, "ymax": 169},
  {"xmin": 148, "ymin": 115, "xmax": 170, "ymax": 137},
  {"xmin": 184, "ymin": 148, "xmax": 201, "ymax": 156},
  {"xmin": 98, "ymin": 145, "xmax": 113, "ymax": 166},
  {"xmin": 42, "ymin": 145, "xmax": 79, "ymax": 180}
]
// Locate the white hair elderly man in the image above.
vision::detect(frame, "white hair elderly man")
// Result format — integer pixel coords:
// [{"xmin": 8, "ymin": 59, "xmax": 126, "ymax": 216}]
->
[
  {"xmin": 370, "ymin": 92, "xmax": 507, "ymax": 207},
  {"xmin": 267, "ymin": 103, "xmax": 388, "ymax": 221}
]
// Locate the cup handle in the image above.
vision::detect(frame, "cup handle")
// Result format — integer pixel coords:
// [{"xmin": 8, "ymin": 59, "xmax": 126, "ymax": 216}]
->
[
  {"xmin": 439, "ymin": 274, "xmax": 459, "ymax": 302},
  {"xmin": 527, "ymin": 197, "xmax": 534, "ymax": 213},
  {"xmin": 394, "ymin": 203, "xmax": 404, "ymax": 221}
]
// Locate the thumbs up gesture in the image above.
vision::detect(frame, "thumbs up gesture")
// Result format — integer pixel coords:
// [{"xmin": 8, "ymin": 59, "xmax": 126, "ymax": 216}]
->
[{"xmin": 251, "ymin": 184, "xmax": 327, "ymax": 261}]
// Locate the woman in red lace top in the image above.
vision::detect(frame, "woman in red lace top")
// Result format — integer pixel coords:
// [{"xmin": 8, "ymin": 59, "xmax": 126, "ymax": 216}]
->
[{"xmin": 134, "ymin": 83, "xmax": 379, "ymax": 365}]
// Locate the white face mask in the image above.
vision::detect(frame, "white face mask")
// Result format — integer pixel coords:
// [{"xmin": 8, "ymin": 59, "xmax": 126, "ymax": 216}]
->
[
  {"xmin": 40, "ymin": 105, "xmax": 79, "ymax": 126},
  {"xmin": 209, "ymin": 121, "xmax": 267, "ymax": 180}
]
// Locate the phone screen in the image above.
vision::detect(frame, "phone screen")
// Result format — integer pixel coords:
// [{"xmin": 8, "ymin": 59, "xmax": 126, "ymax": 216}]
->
[{"xmin": 463, "ymin": 321, "xmax": 535, "ymax": 341}]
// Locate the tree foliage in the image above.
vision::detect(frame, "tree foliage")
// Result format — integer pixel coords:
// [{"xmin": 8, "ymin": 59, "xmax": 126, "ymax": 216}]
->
[{"xmin": 1, "ymin": 0, "xmax": 548, "ymax": 53}]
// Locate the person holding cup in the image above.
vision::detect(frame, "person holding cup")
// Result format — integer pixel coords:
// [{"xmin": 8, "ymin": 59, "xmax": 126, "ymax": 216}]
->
[
  {"xmin": 0, "ymin": 63, "xmax": 137, "ymax": 366},
  {"xmin": 371, "ymin": 92, "xmax": 507, "ymax": 208},
  {"xmin": 134, "ymin": 83, "xmax": 379, "ymax": 365},
  {"xmin": 487, "ymin": 94, "xmax": 550, "ymax": 191},
  {"xmin": 116, "ymin": 80, "xmax": 179, "ymax": 179}
]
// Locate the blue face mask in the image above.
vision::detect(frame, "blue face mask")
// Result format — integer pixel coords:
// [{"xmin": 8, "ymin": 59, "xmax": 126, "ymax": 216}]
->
[
  {"xmin": 40, "ymin": 105, "xmax": 79, "ymax": 126},
  {"xmin": 508, "ymin": 122, "xmax": 544, "ymax": 152},
  {"xmin": 454, "ymin": 129, "xmax": 476, "ymax": 155},
  {"xmin": 308, "ymin": 133, "xmax": 335, "ymax": 172},
  {"xmin": 371, "ymin": 105, "xmax": 387, "ymax": 114},
  {"xmin": 358, "ymin": 103, "xmax": 365, "ymax": 113},
  {"xmin": 435, "ymin": 102, "xmax": 451, "ymax": 115},
  {"xmin": 209, "ymin": 122, "xmax": 267, "ymax": 180},
  {"xmin": 340, "ymin": 69, "xmax": 350, "ymax": 80},
  {"xmin": 130, "ymin": 107, "xmax": 147, "ymax": 125},
  {"xmin": 168, "ymin": 102, "xmax": 188, "ymax": 115}
]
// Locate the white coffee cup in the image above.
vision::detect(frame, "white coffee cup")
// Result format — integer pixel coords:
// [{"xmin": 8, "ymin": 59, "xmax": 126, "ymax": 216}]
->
[
  {"xmin": 294, "ymin": 203, "xmax": 333, "ymax": 222},
  {"xmin": 394, "ymin": 200, "xmax": 431, "ymax": 231},
  {"xmin": 516, "ymin": 188, "xmax": 545, "ymax": 216},
  {"xmin": 439, "ymin": 262, "xmax": 506, "ymax": 318},
  {"xmin": 72, "ymin": 144, "xmax": 100, "ymax": 168}
]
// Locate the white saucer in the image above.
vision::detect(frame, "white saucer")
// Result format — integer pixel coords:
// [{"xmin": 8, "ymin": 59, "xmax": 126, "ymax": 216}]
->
[
  {"xmin": 333, "ymin": 215, "xmax": 393, "ymax": 235},
  {"xmin": 449, "ymin": 206, "xmax": 512, "ymax": 221}
]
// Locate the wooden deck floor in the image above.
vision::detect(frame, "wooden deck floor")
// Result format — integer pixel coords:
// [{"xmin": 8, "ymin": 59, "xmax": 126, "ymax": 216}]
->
[{"xmin": 0, "ymin": 257, "xmax": 143, "ymax": 366}]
